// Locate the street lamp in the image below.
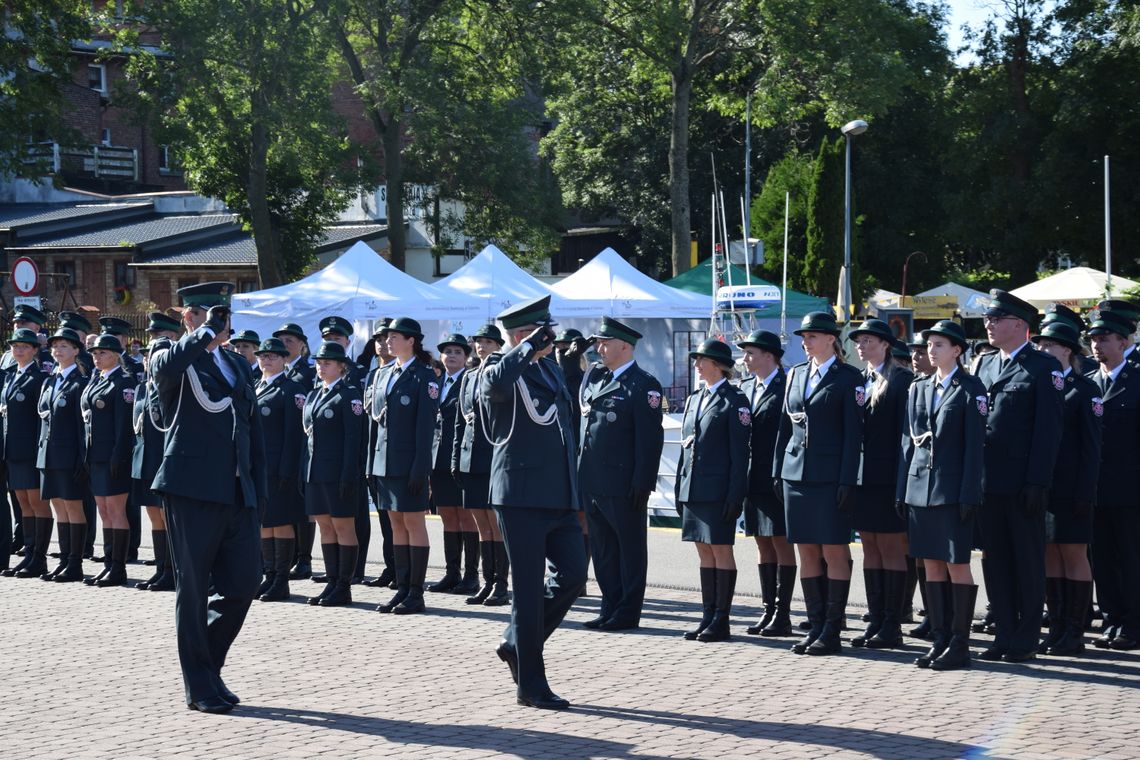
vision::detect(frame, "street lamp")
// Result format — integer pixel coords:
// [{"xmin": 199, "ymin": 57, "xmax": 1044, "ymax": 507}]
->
[
  {"xmin": 901, "ymin": 250, "xmax": 926, "ymax": 301},
  {"xmin": 840, "ymin": 119, "xmax": 868, "ymax": 322}
]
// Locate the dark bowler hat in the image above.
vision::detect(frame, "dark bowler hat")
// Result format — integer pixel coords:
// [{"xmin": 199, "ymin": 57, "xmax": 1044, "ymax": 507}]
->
[
  {"xmin": 554, "ymin": 328, "xmax": 584, "ymax": 343},
  {"xmin": 7, "ymin": 328, "xmax": 39, "ymax": 347},
  {"xmin": 255, "ymin": 337, "xmax": 289, "ymax": 357},
  {"xmin": 497, "ymin": 295, "xmax": 557, "ymax": 330},
  {"xmin": 985, "ymin": 289, "xmax": 1037, "ymax": 325},
  {"xmin": 906, "ymin": 334, "xmax": 927, "ymax": 349},
  {"xmin": 231, "ymin": 329, "xmax": 261, "ymax": 346},
  {"xmin": 1032, "ymin": 321, "xmax": 1083, "ymax": 353},
  {"xmin": 472, "ymin": 323, "xmax": 504, "ymax": 345},
  {"xmin": 90, "ymin": 333, "xmax": 124, "ymax": 353},
  {"xmin": 371, "ymin": 317, "xmax": 392, "ymax": 339},
  {"xmin": 1042, "ymin": 303, "xmax": 1085, "ymax": 332},
  {"xmin": 313, "ymin": 341, "xmax": 348, "ymax": 362},
  {"xmin": 320, "ymin": 315, "xmax": 353, "ymax": 338},
  {"xmin": 921, "ymin": 319, "xmax": 969, "ymax": 351},
  {"xmin": 177, "ymin": 281, "xmax": 234, "ymax": 308},
  {"xmin": 592, "ymin": 316, "xmax": 643, "ymax": 346},
  {"xmin": 12, "ymin": 304, "xmax": 46, "ymax": 326},
  {"xmin": 386, "ymin": 316, "xmax": 423, "ymax": 340},
  {"xmin": 98, "ymin": 316, "xmax": 131, "ymax": 336},
  {"xmin": 794, "ymin": 311, "xmax": 841, "ymax": 336},
  {"xmin": 973, "ymin": 340, "xmax": 995, "ymax": 355},
  {"xmin": 147, "ymin": 311, "xmax": 181, "ymax": 333},
  {"xmin": 848, "ymin": 318, "xmax": 895, "ymax": 343},
  {"xmin": 58, "ymin": 310, "xmax": 92, "ymax": 334},
  {"xmin": 736, "ymin": 329, "xmax": 784, "ymax": 357},
  {"xmin": 437, "ymin": 333, "xmax": 472, "ymax": 355},
  {"xmin": 689, "ymin": 338, "xmax": 735, "ymax": 368},
  {"xmin": 1088, "ymin": 309, "xmax": 1134, "ymax": 338},
  {"xmin": 48, "ymin": 327, "xmax": 84, "ymax": 350},
  {"xmin": 891, "ymin": 339, "xmax": 911, "ymax": 361},
  {"xmin": 273, "ymin": 322, "xmax": 307, "ymax": 340},
  {"xmin": 1096, "ymin": 299, "xmax": 1140, "ymax": 328}
]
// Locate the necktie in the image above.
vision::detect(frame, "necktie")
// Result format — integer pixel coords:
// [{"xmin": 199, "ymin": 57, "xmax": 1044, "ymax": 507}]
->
[
  {"xmin": 257, "ymin": 379, "xmax": 268, "ymax": 391},
  {"xmin": 1103, "ymin": 373, "xmax": 1113, "ymax": 395},
  {"xmin": 933, "ymin": 383, "xmax": 944, "ymax": 411},
  {"xmin": 807, "ymin": 368, "xmax": 822, "ymax": 396},
  {"xmin": 696, "ymin": 387, "xmax": 710, "ymax": 416},
  {"xmin": 752, "ymin": 382, "xmax": 764, "ymax": 410}
]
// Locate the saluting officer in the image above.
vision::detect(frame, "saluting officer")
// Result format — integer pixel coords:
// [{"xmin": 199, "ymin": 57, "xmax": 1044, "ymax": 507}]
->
[
  {"xmin": 578, "ymin": 317, "xmax": 664, "ymax": 632},
  {"xmin": 1086, "ymin": 309, "xmax": 1140, "ymax": 651},
  {"xmin": 481, "ymin": 295, "xmax": 585, "ymax": 711},
  {"xmin": 229, "ymin": 330, "xmax": 262, "ymax": 381},
  {"xmin": 1, "ymin": 303, "xmax": 54, "ymax": 371},
  {"xmin": 132, "ymin": 337, "xmax": 175, "ymax": 592},
  {"xmin": 737, "ymin": 330, "xmax": 797, "ymax": 637},
  {"xmin": 252, "ymin": 338, "xmax": 306, "ymax": 602},
  {"xmin": 273, "ymin": 322, "xmax": 316, "ymax": 580},
  {"xmin": 773, "ymin": 311, "xmax": 864, "ymax": 656},
  {"xmin": 973, "ymin": 289, "xmax": 1064, "ymax": 662}
]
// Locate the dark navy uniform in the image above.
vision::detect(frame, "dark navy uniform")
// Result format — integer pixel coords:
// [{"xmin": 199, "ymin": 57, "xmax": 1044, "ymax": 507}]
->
[
  {"xmin": 855, "ymin": 363, "xmax": 913, "ymax": 533},
  {"xmin": 369, "ymin": 358, "xmax": 438, "ymax": 512},
  {"xmin": 453, "ymin": 368, "xmax": 493, "ymax": 507},
  {"xmin": 1047, "ymin": 370, "xmax": 1101, "ymax": 545},
  {"xmin": 0, "ymin": 348, "xmax": 47, "ymax": 576},
  {"xmin": 81, "ymin": 365, "xmax": 136, "ymax": 497},
  {"xmin": 301, "ymin": 378, "xmax": 364, "ymax": 519},
  {"xmin": 740, "ymin": 368, "xmax": 786, "ymax": 537},
  {"xmin": 256, "ymin": 371, "xmax": 306, "ymax": 528},
  {"xmin": 431, "ymin": 369, "xmax": 466, "ymax": 508},
  {"xmin": 287, "ymin": 357, "xmax": 316, "ymax": 389}
]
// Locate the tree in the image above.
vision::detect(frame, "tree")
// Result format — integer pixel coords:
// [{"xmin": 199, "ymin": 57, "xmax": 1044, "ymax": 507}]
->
[
  {"xmin": 749, "ymin": 150, "xmax": 813, "ymax": 290},
  {"xmin": 804, "ymin": 136, "xmax": 858, "ymax": 300}
]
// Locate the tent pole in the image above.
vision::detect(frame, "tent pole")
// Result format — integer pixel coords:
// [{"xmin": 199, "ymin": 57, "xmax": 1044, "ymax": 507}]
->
[
  {"xmin": 740, "ymin": 195, "xmax": 752, "ymax": 286},
  {"xmin": 781, "ymin": 191, "xmax": 790, "ymax": 345}
]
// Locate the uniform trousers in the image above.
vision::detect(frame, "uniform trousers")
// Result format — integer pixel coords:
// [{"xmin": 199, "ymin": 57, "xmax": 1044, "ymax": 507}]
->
[
  {"xmin": 584, "ymin": 492, "xmax": 648, "ymax": 626},
  {"xmin": 495, "ymin": 506, "xmax": 586, "ymax": 695},
  {"xmin": 978, "ymin": 493, "xmax": 1046, "ymax": 653},
  {"xmin": 0, "ymin": 476, "xmax": 11, "ymax": 566},
  {"xmin": 1092, "ymin": 507, "xmax": 1140, "ymax": 637},
  {"xmin": 164, "ymin": 486, "xmax": 261, "ymax": 704}
]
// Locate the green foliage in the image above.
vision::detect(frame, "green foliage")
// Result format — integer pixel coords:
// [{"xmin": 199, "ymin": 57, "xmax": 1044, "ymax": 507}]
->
[
  {"xmin": 946, "ymin": 266, "xmax": 1011, "ymax": 294},
  {"xmin": 750, "ymin": 151, "xmax": 813, "ymax": 289},
  {"xmin": 804, "ymin": 136, "xmax": 863, "ymax": 301}
]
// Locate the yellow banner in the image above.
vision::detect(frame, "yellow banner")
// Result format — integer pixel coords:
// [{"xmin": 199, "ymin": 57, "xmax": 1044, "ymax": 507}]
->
[{"xmin": 900, "ymin": 295, "xmax": 958, "ymax": 319}]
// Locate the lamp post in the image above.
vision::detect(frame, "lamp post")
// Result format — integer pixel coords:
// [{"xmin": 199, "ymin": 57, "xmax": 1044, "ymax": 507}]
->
[
  {"xmin": 901, "ymin": 250, "xmax": 926, "ymax": 301},
  {"xmin": 840, "ymin": 119, "xmax": 868, "ymax": 322}
]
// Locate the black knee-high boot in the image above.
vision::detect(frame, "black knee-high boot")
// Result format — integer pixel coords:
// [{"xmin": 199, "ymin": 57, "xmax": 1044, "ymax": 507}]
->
[
  {"xmin": 1049, "ymin": 578, "xmax": 1092, "ymax": 656},
  {"xmin": 483, "ymin": 540, "xmax": 510, "ymax": 606},
  {"xmin": 910, "ymin": 564, "xmax": 933, "ymax": 638},
  {"xmin": 807, "ymin": 577, "xmax": 851, "ymax": 655},
  {"xmin": 5, "ymin": 516, "xmax": 37, "ymax": 577},
  {"xmin": 698, "ymin": 569, "xmax": 737, "ymax": 642},
  {"xmin": 866, "ymin": 569, "xmax": 906, "ymax": 649},
  {"xmin": 291, "ymin": 521, "xmax": 314, "ymax": 579},
  {"xmin": 257, "ymin": 537, "xmax": 276, "ymax": 596},
  {"xmin": 43, "ymin": 521, "xmax": 70, "ymax": 580},
  {"xmin": 17, "ymin": 517, "xmax": 51, "ymax": 578},
  {"xmin": 319, "ymin": 544, "xmax": 356, "ymax": 607},
  {"xmin": 931, "ymin": 583, "xmax": 978, "ymax": 670},
  {"xmin": 428, "ymin": 531, "xmax": 461, "ymax": 592},
  {"xmin": 852, "ymin": 568, "xmax": 884, "ymax": 647},
  {"xmin": 761, "ymin": 564, "xmax": 797, "ymax": 636},
  {"xmin": 916, "ymin": 581, "xmax": 951, "ymax": 667},
  {"xmin": 377, "ymin": 544, "xmax": 410, "ymax": 612},
  {"xmin": 902, "ymin": 555, "xmax": 918, "ymax": 623},
  {"xmin": 1040, "ymin": 576, "xmax": 1066, "ymax": 653},
  {"xmin": 455, "ymin": 531, "xmax": 481, "ymax": 594},
  {"xmin": 684, "ymin": 567, "xmax": 717, "ymax": 640},
  {"xmin": 147, "ymin": 531, "xmax": 176, "ymax": 591},
  {"xmin": 95, "ymin": 528, "xmax": 129, "ymax": 586},
  {"xmin": 308, "ymin": 544, "xmax": 338, "ymax": 605},
  {"xmin": 260, "ymin": 536, "xmax": 294, "ymax": 601},
  {"xmin": 394, "ymin": 545, "xmax": 428, "ymax": 614},
  {"xmin": 467, "ymin": 540, "xmax": 495, "ymax": 605},
  {"xmin": 56, "ymin": 522, "xmax": 86, "ymax": 582},
  {"xmin": 792, "ymin": 575, "xmax": 826, "ymax": 653},
  {"xmin": 747, "ymin": 563, "xmax": 778, "ymax": 635}
]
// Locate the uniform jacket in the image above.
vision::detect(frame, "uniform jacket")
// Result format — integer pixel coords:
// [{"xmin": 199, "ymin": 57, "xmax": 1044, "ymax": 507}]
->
[
  {"xmin": 368, "ymin": 358, "xmax": 438, "ymax": 480},
  {"xmin": 773, "ymin": 360, "xmax": 864, "ymax": 485},
  {"xmin": 131, "ymin": 380, "xmax": 165, "ymax": 486},
  {"xmin": 974, "ymin": 347, "xmax": 1064, "ymax": 494},
  {"xmin": 1049, "ymin": 370, "xmax": 1102, "ymax": 508},
  {"xmin": 896, "ymin": 369, "xmax": 986, "ymax": 508},
  {"xmin": 36, "ymin": 366, "xmax": 88, "ymax": 470},
  {"xmin": 125, "ymin": 354, "xmax": 147, "ymax": 387},
  {"xmin": 256, "ymin": 371, "xmax": 306, "ymax": 481},
  {"xmin": 432, "ymin": 369, "xmax": 465, "ymax": 472},
  {"xmin": 80, "ymin": 365, "xmax": 135, "ymax": 468},
  {"xmin": 577, "ymin": 361, "xmax": 664, "ymax": 498},
  {"xmin": 301, "ymin": 378, "xmax": 364, "ymax": 484},
  {"xmin": 1, "ymin": 362, "xmax": 46, "ymax": 463},
  {"xmin": 480, "ymin": 343, "xmax": 579, "ymax": 510},
  {"xmin": 858, "ymin": 364, "xmax": 914, "ymax": 487},
  {"xmin": 0, "ymin": 347, "xmax": 54, "ymax": 374},
  {"xmin": 739, "ymin": 369, "xmax": 785, "ymax": 499},
  {"xmin": 1087, "ymin": 363, "xmax": 1138, "ymax": 509},
  {"xmin": 287, "ymin": 358, "xmax": 317, "ymax": 390},
  {"xmin": 150, "ymin": 327, "xmax": 268, "ymax": 509},
  {"xmin": 452, "ymin": 366, "xmax": 493, "ymax": 475},
  {"xmin": 674, "ymin": 380, "xmax": 750, "ymax": 505}
]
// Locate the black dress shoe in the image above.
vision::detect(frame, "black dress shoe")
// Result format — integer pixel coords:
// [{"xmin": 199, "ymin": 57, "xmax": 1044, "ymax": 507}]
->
[
  {"xmin": 597, "ymin": 619, "xmax": 639, "ymax": 632},
  {"xmin": 310, "ymin": 573, "xmax": 328, "ymax": 584},
  {"xmin": 288, "ymin": 561, "xmax": 312, "ymax": 580},
  {"xmin": 496, "ymin": 641, "xmax": 519, "ymax": 684},
  {"xmin": 978, "ymin": 646, "xmax": 1006, "ymax": 661},
  {"xmin": 517, "ymin": 691, "xmax": 570, "ymax": 710},
  {"xmin": 218, "ymin": 686, "xmax": 241, "ymax": 705},
  {"xmin": 1002, "ymin": 650, "xmax": 1037, "ymax": 663},
  {"xmin": 582, "ymin": 615, "xmax": 607, "ymax": 629},
  {"xmin": 1110, "ymin": 635, "xmax": 1139, "ymax": 651},
  {"xmin": 187, "ymin": 696, "xmax": 234, "ymax": 714},
  {"xmin": 1093, "ymin": 626, "xmax": 1118, "ymax": 648}
]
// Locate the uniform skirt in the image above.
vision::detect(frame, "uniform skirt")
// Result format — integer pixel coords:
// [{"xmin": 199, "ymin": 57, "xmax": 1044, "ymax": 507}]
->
[
  {"xmin": 305, "ymin": 481, "xmax": 354, "ymax": 518},
  {"xmin": 1046, "ymin": 503, "xmax": 1093, "ymax": 545},
  {"xmin": 853, "ymin": 484, "xmax": 906, "ymax": 533},
  {"xmin": 374, "ymin": 475, "xmax": 430, "ymax": 512},
  {"xmin": 90, "ymin": 462, "xmax": 132, "ymax": 497},
  {"xmin": 458, "ymin": 472, "xmax": 491, "ymax": 509},
  {"xmin": 7, "ymin": 460, "xmax": 39, "ymax": 491},
  {"xmin": 263, "ymin": 472, "xmax": 305, "ymax": 528},
  {"xmin": 40, "ymin": 468, "xmax": 85, "ymax": 501},
  {"xmin": 131, "ymin": 478, "xmax": 162, "ymax": 507},
  {"xmin": 680, "ymin": 501, "xmax": 736, "ymax": 545},
  {"xmin": 744, "ymin": 492, "xmax": 786, "ymax": 537},
  {"xmin": 430, "ymin": 468, "xmax": 462, "ymax": 508},
  {"xmin": 784, "ymin": 480, "xmax": 853, "ymax": 545},
  {"xmin": 908, "ymin": 504, "xmax": 974, "ymax": 564}
]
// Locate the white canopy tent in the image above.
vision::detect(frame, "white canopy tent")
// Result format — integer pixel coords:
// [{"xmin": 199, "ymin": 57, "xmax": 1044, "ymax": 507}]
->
[
  {"xmin": 916, "ymin": 282, "xmax": 991, "ymax": 318},
  {"xmin": 1010, "ymin": 267, "xmax": 1139, "ymax": 310},
  {"xmin": 549, "ymin": 247, "xmax": 711, "ymax": 318},
  {"xmin": 433, "ymin": 244, "xmax": 551, "ymax": 322}
]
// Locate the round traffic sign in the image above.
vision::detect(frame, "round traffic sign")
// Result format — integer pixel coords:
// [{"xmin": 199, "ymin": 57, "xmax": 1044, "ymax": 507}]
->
[{"xmin": 11, "ymin": 257, "xmax": 38, "ymax": 295}]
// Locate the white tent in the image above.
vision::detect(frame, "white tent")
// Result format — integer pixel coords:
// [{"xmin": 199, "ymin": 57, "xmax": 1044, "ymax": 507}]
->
[
  {"xmin": 549, "ymin": 247, "xmax": 710, "ymax": 318},
  {"xmin": 1010, "ymin": 267, "xmax": 1139, "ymax": 310},
  {"xmin": 231, "ymin": 241, "xmax": 482, "ymax": 356},
  {"xmin": 916, "ymin": 282, "xmax": 991, "ymax": 318},
  {"xmin": 433, "ymin": 244, "xmax": 550, "ymax": 322}
]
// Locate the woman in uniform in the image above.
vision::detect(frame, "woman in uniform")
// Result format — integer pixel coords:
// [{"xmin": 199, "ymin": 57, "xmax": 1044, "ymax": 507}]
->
[
  {"xmin": 370, "ymin": 317, "xmax": 438, "ymax": 615},
  {"xmin": 37, "ymin": 327, "xmax": 90, "ymax": 583},
  {"xmin": 132, "ymin": 338, "xmax": 174, "ymax": 591},
  {"xmin": 897, "ymin": 320, "xmax": 983, "ymax": 670},
  {"xmin": 1, "ymin": 329, "xmax": 51, "ymax": 578},
  {"xmin": 736, "ymin": 330, "xmax": 797, "ymax": 637},
  {"xmin": 1032, "ymin": 320, "xmax": 1100, "ymax": 656},
  {"xmin": 848, "ymin": 319, "xmax": 914, "ymax": 649},
  {"xmin": 426, "ymin": 333, "xmax": 480, "ymax": 595},
  {"xmin": 675, "ymin": 339, "xmax": 750, "ymax": 642},
  {"xmin": 253, "ymin": 337, "xmax": 307, "ymax": 602},
  {"xmin": 453, "ymin": 324, "xmax": 510, "ymax": 606},
  {"xmin": 302, "ymin": 341, "xmax": 364, "ymax": 607},
  {"xmin": 773, "ymin": 311, "xmax": 863, "ymax": 656}
]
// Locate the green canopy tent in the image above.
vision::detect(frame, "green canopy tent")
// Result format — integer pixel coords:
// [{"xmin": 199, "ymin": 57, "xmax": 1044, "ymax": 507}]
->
[{"xmin": 664, "ymin": 258, "xmax": 829, "ymax": 318}]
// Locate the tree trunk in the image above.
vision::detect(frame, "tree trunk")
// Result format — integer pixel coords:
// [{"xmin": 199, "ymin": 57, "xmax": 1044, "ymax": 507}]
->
[
  {"xmin": 248, "ymin": 120, "xmax": 285, "ymax": 287},
  {"xmin": 669, "ymin": 62, "xmax": 693, "ymax": 276},
  {"xmin": 383, "ymin": 115, "xmax": 407, "ymax": 271}
]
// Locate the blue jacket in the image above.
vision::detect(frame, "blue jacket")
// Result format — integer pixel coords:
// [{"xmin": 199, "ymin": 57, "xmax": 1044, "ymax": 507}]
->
[
  {"xmin": 432, "ymin": 369, "xmax": 465, "ymax": 472},
  {"xmin": 256, "ymin": 372, "xmax": 306, "ymax": 481},
  {"xmin": 1049, "ymin": 370, "xmax": 1102, "ymax": 508},
  {"xmin": 858, "ymin": 364, "xmax": 913, "ymax": 488},
  {"xmin": 131, "ymin": 379, "xmax": 165, "ymax": 486},
  {"xmin": 81, "ymin": 365, "xmax": 135, "ymax": 468},
  {"xmin": 773, "ymin": 361, "xmax": 864, "ymax": 485},
  {"xmin": 368, "ymin": 358, "xmax": 438, "ymax": 481},
  {"xmin": 1, "ymin": 362, "xmax": 46, "ymax": 464},
  {"xmin": 36, "ymin": 367, "xmax": 88, "ymax": 470},
  {"xmin": 1087, "ymin": 363, "xmax": 1138, "ymax": 509},
  {"xmin": 301, "ymin": 378, "xmax": 364, "ymax": 485},
  {"xmin": 452, "ymin": 367, "xmax": 493, "ymax": 475},
  {"xmin": 674, "ymin": 380, "xmax": 750, "ymax": 505},
  {"xmin": 739, "ymin": 369, "xmax": 785, "ymax": 500}
]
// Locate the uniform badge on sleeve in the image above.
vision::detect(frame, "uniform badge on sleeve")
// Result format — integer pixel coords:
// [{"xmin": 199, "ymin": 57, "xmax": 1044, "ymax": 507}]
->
[
  {"xmin": 122, "ymin": 387, "xmax": 135, "ymax": 404},
  {"xmin": 1051, "ymin": 371, "xmax": 1065, "ymax": 391},
  {"xmin": 294, "ymin": 393, "xmax": 306, "ymax": 409},
  {"xmin": 1092, "ymin": 397, "xmax": 1104, "ymax": 418},
  {"xmin": 41, "ymin": 361, "xmax": 54, "ymax": 373},
  {"xmin": 351, "ymin": 399, "xmax": 363, "ymax": 416},
  {"xmin": 647, "ymin": 390, "xmax": 661, "ymax": 409},
  {"xmin": 738, "ymin": 407, "xmax": 752, "ymax": 426},
  {"xmin": 427, "ymin": 382, "xmax": 439, "ymax": 400},
  {"xmin": 855, "ymin": 386, "xmax": 866, "ymax": 407},
  {"xmin": 976, "ymin": 395, "xmax": 989, "ymax": 416}
]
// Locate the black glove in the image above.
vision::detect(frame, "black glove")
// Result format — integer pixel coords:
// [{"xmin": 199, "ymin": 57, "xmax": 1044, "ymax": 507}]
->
[
  {"xmin": 721, "ymin": 498, "xmax": 743, "ymax": 522},
  {"xmin": 959, "ymin": 503, "xmax": 978, "ymax": 523},
  {"xmin": 204, "ymin": 304, "xmax": 231, "ymax": 334},
  {"xmin": 450, "ymin": 467, "xmax": 460, "ymax": 480},
  {"xmin": 836, "ymin": 485, "xmax": 855, "ymax": 512},
  {"xmin": 339, "ymin": 480, "xmax": 357, "ymax": 501},
  {"xmin": 525, "ymin": 325, "xmax": 555, "ymax": 354},
  {"xmin": 407, "ymin": 472, "xmax": 428, "ymax": 497},
  {"xmin": 565, "ymin": 337, "xmax": 589, "ymax": 360},
  {"xmin": 1019, "ymin": 485, "xmax": 1049, "ymax": 517},
  {"xmin": 1074, "ymin": 499, "xmax": 1094, "ymax": 517},
  {"xmin": 628, "ymin": 487, "xmax": 652, "ymax": 510},
  {"xmin": 772, "ymin": 478, "xmax": 784, "ymax": 505},
  {"xmin": 895, "ymin": 500, "xmax": 907, "ymax": 521}
]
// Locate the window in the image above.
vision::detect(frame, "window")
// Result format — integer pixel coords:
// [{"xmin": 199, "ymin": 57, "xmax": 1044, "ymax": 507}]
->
[
  {"xmin": 54, "ymin": 261, "xmax": 77, "ymax": 288},
  {"xmin": 114, "ymin": 261, "xmax": 136, "ymax": 287},
  {"xmin": 88, "ymin": 64, "xmax": 107, "ymax": 94},
  {"xmin": 238, "ymin": 279, "xmax": 258, "ymax": 293},
  {"xmin": 158, "ymin": 145, "xmax": 170, "ymax": 169},
  {"xmin": 100, "ymin": 128, "xmax": 112, "ymax": 147},
  {"xmin": 177, "ymin": 278, "xmax": 198, "ymax": 292}
]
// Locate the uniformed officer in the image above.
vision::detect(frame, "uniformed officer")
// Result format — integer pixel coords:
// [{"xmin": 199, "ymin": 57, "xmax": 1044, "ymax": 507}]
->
[
  {"xmin": 1095, "ymin": 299, "xmax": 1140, "ymax": 367},
  {"xmin": 362, "ymin": 319, "xmax": 397, "ymax": 590},
  {"xmin": 773, "ymin": 311, "xmax": 863, "ymax": 656},
  {"xmin": 132, "ymin": 337, "xmax": 175, "ymax": 592},
  {"xmin": 908, "ymin": 334, "xmax": 933, "ymax": 378},
  {"xmin": 1, "ymin": 329, "xmax": 51, "ymax": 578},
  {"xmin": 229, "ymin": 330, "xmax": 261, "ymax": 380},
  {"xmin": 252, "ymin": 338, "xmax": 306, "ymax": 602},
  {"xmin": 1, "ymin": 303, "xmax": 54, "ymax": 371},
  {"xmin": 57, "ymin": 311, "xmax": 97, "ymax": 556},
  {"xmin": 553, "ymin": 327, "xmax": 592, "ymax": 579},
  {"xmin": 737, "ymin": 330, "xmax": 796, "ymax": 637},
  {"xmin": 453, "ymin": 324, "xmax": 510, "ymax": 606},
  {"xmin": 578, "ymin": 317, "xmax": 664, "ymax": 632},
  {"xmin": 427, "ymin": 333, "xmax": 480, "ymax": 594},
  {"xmin": 481, "ymin": 295, "xmax": 585, "ymax": 711},
  {"xmin": 1086, "ymin": 309, "xmax": 1140, "ymax": 651},
  {"xmin": 151, "ymin": 282, "xmax": 266, "ymax": 714},
  {"xmin": 897, "ymin": 320, "xmax": 984, "ymax": 670},
  {"xmin": 973, "ymin": 289, "xmax": 1064, "ymax": 662},
  {"xmin": 59, "ymin": 311, "xmax": 95, "ymax": 373},
  {"xmin": 369, "ymin": 316, "xmax": 438, "ymax": 615},
  {"xmin": 1041, "ymin": 304, "xmax": 1098, "ymax": 373},
  {"xmin": 848, "ymin": 319, "xmax": 914, "ymax": 650},
  {"xmin": 147, "ymin": 310, "xmax": 182, "ymax": 342},
  {"xmin": 1031, "ymin": 320, "xmax": 1100, "ymax": 656},
  {"xmin": 272, "ymin": 322, "xmax": 317, "ymax": 581},
  {"xmin": 37, "ymin": 327, "xmax": 90, "ymax": 582},
  {"xmin": 301, "ymin": 341, "xmax": 364, "ymax": 607}
]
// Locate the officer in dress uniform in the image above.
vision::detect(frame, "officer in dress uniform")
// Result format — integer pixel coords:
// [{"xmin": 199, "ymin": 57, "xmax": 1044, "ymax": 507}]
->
[
  {"xmin": 58, "ymin": 311, "xmax": 94, "ymax": 374},
  {"xmin": 273, "ymin": 322, "xmax": 316, "ymax": 580},
  {"xmin": 577, "ymin": 317, "xmax": 664, "ymax": 632},
  {"xmin": 973, "ymin": 290, "xmax": 1064, "ymax": 662},
  {"xmin": 0, "ymin": 303, "xmax": 54, "ymax": 372},
  {"xmin": 229, "ymin": 330, "xmax": 262, "ymax": 382},
  {"xmin": 481, "ymin": 295, "xmax": 585, "ymax": 711},
  {"xmin": 737, "ymin": 330, "xmax": 797, "ymax": 637},
  {"xmin": 362, "ymin": 319, "xmax": 397, "ymax": 590},
  {"xmin": 97, "ymin": 316, "xmax": 144, "ymax": 562},
  {"xmin": 132, "ymin": 337, "xmax": 176, "ymax": 592},
  {"xmin": 150, "ymin": 282, "xmax": 267, "ymax": 714},
  {"xmin": 1095, "ymin": 300, "xmax": 1140, "ymax": 368},
  {"xmin": 1041, "ymin": 304, "xmax": 1099, "ymax": 374},
  {"xmin": 907, "ymin": 334, "xmax": 934, "ymax": 378},
  {"xmin": 57, "ymin": 311, "xmax": 97, "ymax": 557}
]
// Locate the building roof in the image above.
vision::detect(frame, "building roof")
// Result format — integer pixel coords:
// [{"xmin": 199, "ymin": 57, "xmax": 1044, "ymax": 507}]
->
[
  {"xmin": 317, "ymin": 224, "xmax": 389, "ymax": 250},
  {"xmin": 0, "ymin": 202, "xmax": 153, "ymax": 232},
  {"xmin": 17, "ymin": 214, "xmax": 238, "ymax": 249},
  {"xmin": 131, "ymin": 236, "xmax": 257, "ymax": 268}
]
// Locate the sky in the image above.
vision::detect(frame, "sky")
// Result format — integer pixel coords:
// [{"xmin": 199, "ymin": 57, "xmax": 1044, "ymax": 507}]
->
[{"xmin": 944, "ymin": 0, "xmax": 995, "ymax": 55}]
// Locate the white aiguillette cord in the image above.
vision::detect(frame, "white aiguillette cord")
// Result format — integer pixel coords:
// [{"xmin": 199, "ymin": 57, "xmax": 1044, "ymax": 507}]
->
[{"xmin": 477, "ymin": 359, "xmax": 561, "ymax": 449}]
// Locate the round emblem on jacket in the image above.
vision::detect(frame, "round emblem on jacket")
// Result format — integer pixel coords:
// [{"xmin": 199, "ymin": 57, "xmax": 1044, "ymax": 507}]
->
[
  {"xmin": 260, "ymin": 406, "xmax": 271, "ymax": 416},
  {"xmin": 400, "ymin": 395, "xmax": 411, "ymax": 406},
  {"xmin": 606, "ymin": 411, "xmax": 617, "ymax": 422},
  {"xmin": 57, "ymin": 397, "xmax": 67, "ymax": 407},
  {"xmin": 95, "ymin": 399, "xmax": 105, "ymax": 409},
  {"xmin": 324, "ymin": 408, "xmax": 334, "ymax": 418},
  {"xmin": 15, "ymin": 392, "xmax": 23, "ymax": 402}
]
